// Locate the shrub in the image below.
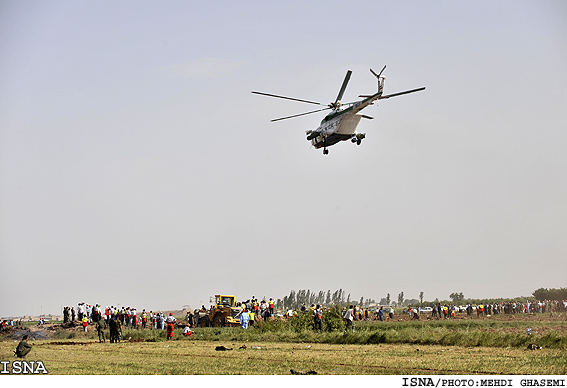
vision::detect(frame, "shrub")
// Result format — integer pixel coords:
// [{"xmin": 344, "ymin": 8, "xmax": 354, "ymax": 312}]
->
[
  {"xmin": 254, "ymin": 305, "xmax": 345, "ymax": 334},
  {"xmin": 288, "ymin": 311, "xmax": 314, "ymax": 332},
  {"xmin": 323, "ymin": 305, "xmax": 346, "ymax": 332}
]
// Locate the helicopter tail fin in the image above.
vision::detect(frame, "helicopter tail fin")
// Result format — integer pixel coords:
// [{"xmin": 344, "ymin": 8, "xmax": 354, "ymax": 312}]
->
[
  {"xmin": 370, "ymin": 65, "xmax": 387, "ymax": 95},
  {"xmin": 359, "ymin": 65, "xmax": 387, "ymax": 99}
]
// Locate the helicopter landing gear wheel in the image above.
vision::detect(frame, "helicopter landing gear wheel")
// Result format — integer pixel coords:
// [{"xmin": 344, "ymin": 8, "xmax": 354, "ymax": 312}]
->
[
  {"xmin": 357, "ymin": 139, "xmax": 361, "ymax": 145},
  {"xmin": 323, "ymin": 148, "xmax": 329, "ymax": 155}
]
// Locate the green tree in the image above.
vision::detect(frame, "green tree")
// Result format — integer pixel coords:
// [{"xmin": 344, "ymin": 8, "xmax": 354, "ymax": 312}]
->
[
  {"xmin": 449, "ymin": 292, "xmax": 464, "ymax": 302},
  {"xmin": 533, "ymin": 287, "xmax": 567, "ymax": 300},
  {"xmin": 386, "ymin": 293, "xmax": 391, "ymax": 305},
  {"xmin": 398, "ymin": 291, "xmax": 405, "ymax": 306},
  {"xmin": 419, "ymin": 291, "xmax": 424, "ymax": 306},
  {"xmin": 318, "ymin": 291, "xmax": 325, "ymax": 304},
  {"xmin": 288, "ymin": 290, "xmax": 297, "ymax": 308}
]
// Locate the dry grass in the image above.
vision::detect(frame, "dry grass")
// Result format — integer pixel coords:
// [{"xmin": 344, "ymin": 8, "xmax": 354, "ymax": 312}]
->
[{"xmin": 1, "ymin": 338, "xmax": 565, "ymax": 375}]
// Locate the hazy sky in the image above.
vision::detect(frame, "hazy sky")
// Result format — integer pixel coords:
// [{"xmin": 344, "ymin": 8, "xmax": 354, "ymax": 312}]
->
[{"xmin": 1, "ymin": 1, "xmax": 566, "ymax": 317}]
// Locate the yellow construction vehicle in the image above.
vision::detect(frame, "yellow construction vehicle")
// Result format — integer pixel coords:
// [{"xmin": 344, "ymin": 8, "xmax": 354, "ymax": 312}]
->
[{"xmin": 208, "ymin": 295, "xmax": 242, "ymax": 327}]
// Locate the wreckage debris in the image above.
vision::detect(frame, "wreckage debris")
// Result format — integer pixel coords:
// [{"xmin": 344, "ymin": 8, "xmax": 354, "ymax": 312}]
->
[
  {"xmin": 215, "ymin": 346, "xmax": 232, "ymax": 351},
  {"xmin": 527, "ymin": 344, "xmax": 542, "ymax": 350},
  {"xmin": 290, "ymin": 369, "xmax": 317, "ymax": 375}
]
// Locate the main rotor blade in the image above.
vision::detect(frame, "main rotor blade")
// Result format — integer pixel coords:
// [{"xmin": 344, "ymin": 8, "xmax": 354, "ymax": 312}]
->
[
  {"xmin": 379, "ymin": 87, "xmax": 426, "ymax": 99},
  {"xmin": 334, "ymin": 70, "xmax": 352, "ymax": 104},
  {"xmin": 251, "ymin": 91, "xmax": 324, "ymax": 106},
  {"xmin": 271, "ymin": 107, "xmax": 331, "ymax": 122}
]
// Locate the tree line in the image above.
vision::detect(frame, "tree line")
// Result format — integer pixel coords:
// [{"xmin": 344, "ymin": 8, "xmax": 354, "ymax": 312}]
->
[
  {"xmin": 274, "ymin": 286, "xmax": 566, "ymax": 311},
  {"xmin": 532, "ymin": 287, "xmax": 567, "ymax": 301},
  {"xmin": 277, "ymin": 289, "xmax": 377, "ymax": 310}
]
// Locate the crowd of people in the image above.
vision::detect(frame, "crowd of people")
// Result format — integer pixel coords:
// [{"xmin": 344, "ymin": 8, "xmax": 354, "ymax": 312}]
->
[
  {"xmin": 0, "ymin": 319, "xmax": 25, "ymax": 331},
  {"xmin": 184, "ymin": 297, "xmax": 277, "ymax": 329},
  {"xmin": 406, "ymin": 299, "xmax": 567, "ymax": 320},
  {"xmin": 7, "ymin": 297, "xmax": 563, "ymax": 360},
  {"xmin": 58, "ymin": 296, "xmax": 279, "ymax": 340},
  {"xmin": 57, "ymin": 297, "xmax": 567, "ymax": 340},
  {"xmin": 277, "ymin": 299, "xmax": 567, "ymax": 325},
  {"xmin": 62, "ymin": 303, "xmax": 181, "ymax": 342}
]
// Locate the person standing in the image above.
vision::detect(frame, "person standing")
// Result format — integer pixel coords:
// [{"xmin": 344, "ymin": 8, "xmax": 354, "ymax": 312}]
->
[
  {"xmin": 96, "ymin": 318, "xmax": 106, "ymax": 343},
  {"xmin": 82, "ymin": 316, "xmax": 88, "ymax": 332},
  {"xmin": 63, "ymin": 307, "xmax": 69, "ymax": 323},
  {"xmin": 92, "ymin": 304, "xmax": 100, "ymax": 322},
  {"xmin": 268, "ymin": 298, "xmax": 274, "ymax": 317},
  {"xmin": 141, "ymin": 310, "xmax": 147, "ymax": 329},
  {"xmin": 344, "ymin": 305, "xmax": 354, "ymax": 332},
  {"xmin": 108, "ymin": 318, "xmax": 116, "ymax": 343},
  {"xmin": 240, "ymin": 310, "xmax": 249, "ymax": 329},
  {"xmin": 313, "ymin": 305, "xmax": 323, "ymax": 332},
  {"xmin": 378, "ymin": 307, "xmax": 384, "ymax": 322},
  {"xmin": 166, "ymin": 313, "xmax": 176, "ymax": 340},
  {"xmin": 78, "ymin": 303, "xmax": 84, "ymax": 321},
  {"xmin": 109, "ymin": 316, "xmax": 122, "ymax": 343},
  {"xmin": 259, "ymin": 300, "xmax": 267, "ymax": 320}
]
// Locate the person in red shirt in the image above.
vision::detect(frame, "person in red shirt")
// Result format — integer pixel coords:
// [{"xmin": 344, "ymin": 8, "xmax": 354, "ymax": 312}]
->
[
  {"xmin": 166, "ymin": 313, "xmax": 176, "ymax": 340},
  {"xmin": 268, "ymin": 298, "xmax": 275, "ymax": 317}
]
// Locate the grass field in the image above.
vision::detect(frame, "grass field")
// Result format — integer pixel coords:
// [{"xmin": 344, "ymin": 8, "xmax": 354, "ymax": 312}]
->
[
  {"xmin": 1, "ymin": 338, "xmax": 565, "ymax": 375},
  {"xmin": 1, "ymin": 314, "xmax": 565, "ymax": 375}
]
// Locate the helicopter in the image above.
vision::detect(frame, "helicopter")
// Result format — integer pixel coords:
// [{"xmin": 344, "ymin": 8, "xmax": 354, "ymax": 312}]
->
[{"xmin": 252, "ymin": 66, "xmax": 425, "ymax": 155}]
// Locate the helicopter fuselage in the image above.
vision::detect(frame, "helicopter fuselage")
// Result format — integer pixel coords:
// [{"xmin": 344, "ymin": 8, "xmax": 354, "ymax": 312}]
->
[
  {"xmin": 310, "ymin": 112, "xmax": 362, "ymax": 149},
  {"xmin": 309, "ymin": 90, "xmax": 380, "ymax": 149}
]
